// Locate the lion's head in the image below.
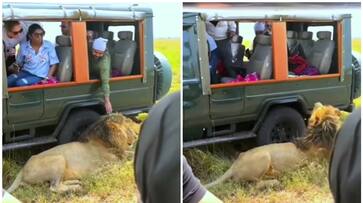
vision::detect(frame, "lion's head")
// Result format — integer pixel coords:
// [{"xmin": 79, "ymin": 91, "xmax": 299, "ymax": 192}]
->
[
  {"xmin": 295, "ymin": 102, "xmax": 343, "ymax": 153},
  {"xmin": 80, "ymin": 113, "xmax": 140, "ymax": 156}
]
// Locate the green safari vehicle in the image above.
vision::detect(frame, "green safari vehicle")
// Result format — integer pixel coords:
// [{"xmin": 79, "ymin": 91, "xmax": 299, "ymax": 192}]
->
[
  {"xmin": 3, "ymin": 3, "xmax": 172, "ymax": 150},
  {"xmin": 183, "ymin": 4, "xmax": 360, "ymax": 148}
]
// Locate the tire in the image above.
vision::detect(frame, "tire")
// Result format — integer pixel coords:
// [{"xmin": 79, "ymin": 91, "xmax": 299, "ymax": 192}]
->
[
  {"xmin": 58, "ymin": 109, "xmax": 100, "ymax": 144},
  {"xmin": 154, "ymin": 52, "xmax": 172, "ymax": 100},
  {"xmin": 257, "ymin": 107, "xmax": 306, "ymax": 146}
]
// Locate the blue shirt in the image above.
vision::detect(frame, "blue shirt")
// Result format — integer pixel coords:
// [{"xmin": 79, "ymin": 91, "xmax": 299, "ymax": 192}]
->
[{"xmin": 16, "ymin": 40, "xmax": 59, "ymax": 78}]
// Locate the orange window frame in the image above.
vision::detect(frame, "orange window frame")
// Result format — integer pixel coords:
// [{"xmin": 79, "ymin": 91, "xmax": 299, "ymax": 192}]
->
[
  {"xmin": 8, "ymin": 20, "xmax": 145, "ymax": 93},
  {"xmin": 285, "ymin": 21, "xmax": 342, "ymax": 82},
  {"xmin": 210, "ymin": 21, "xmax": 342, "ymax": 90}
]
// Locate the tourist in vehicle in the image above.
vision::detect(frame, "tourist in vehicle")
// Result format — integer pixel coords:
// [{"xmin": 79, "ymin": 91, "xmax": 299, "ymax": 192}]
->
[
  {"xmin": 87, "ymin": 30, "xmax": 96, "ymax": 48},
  {"xmin": 206, "ymin": 20, "xmax": 237, "ymax": 78},
  {"xmin": 90, "ymin": 37, "xmax": 113, "ymax": 114},
  {"xmin": 3, "ymin": 20, "xmax": 31, "ymax": 74},
  {"xmin": 246, "ymin": 22, "xmax": 266, "ymax": 59},
  {"xmin": 60, "ymin": 21, "xmax": 71, "ymax": 36},
  {"xmin": 7, "ymin": 23, "xmax": 59, "ymax": 87},
  {"xmin": 264, "ymin": 21, "xmax": 272, "ymax": 36},
  {"xmin": 206, "ymin": 32, "xmax": 219, "ymax": 84}
]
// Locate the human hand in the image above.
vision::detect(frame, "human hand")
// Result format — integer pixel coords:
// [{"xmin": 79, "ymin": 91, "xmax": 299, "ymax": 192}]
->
[
  {"xmin": 104, "ymin": 97, "xmax": 113, "ymax": 114},
  {"xmin": 9, "ymin": 63, "xmax": 21, "ymax": 73},
  {"xmin": 7, "ymin": 47, "xmax": 16, "ymax": 57}
]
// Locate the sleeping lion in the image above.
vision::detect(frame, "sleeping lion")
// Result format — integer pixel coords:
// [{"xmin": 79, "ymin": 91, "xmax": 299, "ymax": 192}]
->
[
  {"xmin": 7, "ymin": 113, "xmax": 140, "ymax": 193},
  {"xmin": 206, "ymin": 103, "xmax": 343, "ymax": 188}
]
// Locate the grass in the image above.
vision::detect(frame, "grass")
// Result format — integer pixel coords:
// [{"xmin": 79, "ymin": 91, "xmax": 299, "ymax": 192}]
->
[
  {"xmin": 155, "ymin": 38, "xmax": 181, "ymax": 94},
  {"xmin": 184, "ymin": 146, "xmax": 333, "ymax": 203},
  {"xmin": 2, "ymin": 38, "xmax": 180, "ymax": 203},
  {"xmin": 352, "ymin": 38, "xmax": 361, "ymax": 53}
]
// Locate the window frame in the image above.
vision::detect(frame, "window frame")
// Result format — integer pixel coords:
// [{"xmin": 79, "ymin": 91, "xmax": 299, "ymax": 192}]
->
[
  {"xmin": 210, "ymin": 20, "xmax": 342, "ymax": 90},
  {"xmin": 8, "ymin": 20, "xmax": 145, "ymax": 93}
]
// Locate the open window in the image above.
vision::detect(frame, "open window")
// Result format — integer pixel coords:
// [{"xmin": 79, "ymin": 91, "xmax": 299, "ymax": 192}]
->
[
  {"xmin": 286, "ymin": 22, "xmax": 339, "ymax": 78},
  {"xmin": 86, "ymin": 21, "xmax": 142, "ymax": 79},
  {"xmin": 208, "ymin": 20, "xmax": 275, "ymax": 87},
  {"xmin": 4, "ymin": 20, "xmax": 75, "ymax": 90}
]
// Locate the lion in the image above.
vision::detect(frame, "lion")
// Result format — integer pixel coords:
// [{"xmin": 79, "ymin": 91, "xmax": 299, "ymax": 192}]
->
[
  {"xmin": 7, "ymin": 113, "xmax": 140, "ymax": 193},
  {"xmin": 205, "ymin": 103, "xmax": 343, "ymax": 188}
]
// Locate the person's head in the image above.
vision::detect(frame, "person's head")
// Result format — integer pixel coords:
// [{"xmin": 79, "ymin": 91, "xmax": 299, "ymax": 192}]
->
[
  {"xmin": 254, "ymin": 22, "xmax": 266, "ymax": 35},
  {"xmin": 4, "ymin": 21, "xmax": 23, "ymax": 39},
  {"xmin": 60, "ymin": 21, "xmax": 70, "ymax": 36},
  {"xmin": 87, "ymin": 30, "xmax": 98, "ymax": 44},
  {"xmin": 92, "ymin": 37, "xmax": 108, "ymax": 58},
  {"xmin": 27, "ymin": 23, "xmax": 45, "ymax": 45}
]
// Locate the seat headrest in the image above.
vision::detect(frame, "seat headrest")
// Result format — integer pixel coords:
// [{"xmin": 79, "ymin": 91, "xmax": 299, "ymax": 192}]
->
[
  {"xmin": 287, "ymin": 30, "xmax": 297, "ymax": 39},
  {"xmin": 101, "ymin": 31, "xmax": 114, "ymax": 40},
  {"xmin": 317, "ymin": 31, "xmax": 332, "ymax": 40},
  {"xmin": 56, "ymin": 35, "xmax": 72, "ymax": 46},
  {"xmin": 299, "ymin": 31, "xmax": 313, "ymax": 40},
  {"xmin": 256, "ymin": 35, "xmax": 271, "ymax": 46},
  {"xmin": 231, "ymin": 35, "xmax": 243, "ymax": 43},
  {"xmin": 118, "ymin": 31, "xmax": 133, "ymax": 40}
]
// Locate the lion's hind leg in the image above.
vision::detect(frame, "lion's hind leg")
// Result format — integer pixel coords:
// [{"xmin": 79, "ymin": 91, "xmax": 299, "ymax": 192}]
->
[
  {"xmin": 233, "ymin": 151, "xmax": 272, "ymax": 181},
  {"xmin": 22, "ymin": 154, "xmax": 80, "ymax": 193}
]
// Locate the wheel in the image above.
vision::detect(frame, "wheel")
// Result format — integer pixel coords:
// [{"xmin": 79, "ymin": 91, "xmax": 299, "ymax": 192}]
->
[
  {"xmin": 58, "ymin": 109, "xmax": 100, "ymax": 144},
  {"xmin": 257, "ymin": 107, "xmax": 306, "ymax": 146},
  {"xmin": 154, "ymin": 52, "xmax": 172, "ymax": 100}
]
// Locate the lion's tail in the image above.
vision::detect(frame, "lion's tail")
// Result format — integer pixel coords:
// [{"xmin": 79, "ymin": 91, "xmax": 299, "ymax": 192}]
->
[
  {"xmin": 205, "ymin": 167, "xmax": 233, "ymax": 189},
  {"xmin": 7, "ymin": 169, "xmax": 23, "ymax": 193}
]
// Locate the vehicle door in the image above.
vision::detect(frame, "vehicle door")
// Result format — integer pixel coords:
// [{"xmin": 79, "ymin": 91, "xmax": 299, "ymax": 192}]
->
[{"xmin": 183, "ymin": 14, "xmax": 211, "ymax": 141}]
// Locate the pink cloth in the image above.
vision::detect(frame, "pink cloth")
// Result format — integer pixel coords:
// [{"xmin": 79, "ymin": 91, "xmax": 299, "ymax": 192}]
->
[
  {"xmin": 35, "ymin": 77, "xmax": 58, "ymax": 85},
  {"xmin": 289, "ymin": 55, "xmax": 320, "ymax": 76},
  {"xmin": 230, "ymin": 72, "xmax": 260, "ymax": 83}
]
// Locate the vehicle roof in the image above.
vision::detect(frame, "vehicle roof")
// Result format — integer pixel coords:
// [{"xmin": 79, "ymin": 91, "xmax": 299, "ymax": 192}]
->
[
  {"xmin": 2, "ymin": 2, "xmax": 153, "ymax": 21},
  {"xmin": 184, "ymin": 2, "xmax": 359, "ymax": 21}
]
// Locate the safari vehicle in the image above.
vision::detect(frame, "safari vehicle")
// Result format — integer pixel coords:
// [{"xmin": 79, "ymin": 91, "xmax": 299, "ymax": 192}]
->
[
  {"xmin": 2, "ymin": 3, "xmax": 172, "ymax": 150},
  {"xmin": 183, "ymin": 4, "xmax": 361, "ymax": 148}
]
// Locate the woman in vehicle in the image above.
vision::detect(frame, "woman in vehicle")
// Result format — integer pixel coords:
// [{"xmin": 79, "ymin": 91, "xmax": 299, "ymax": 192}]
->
[{"xmin": 7, "ymin": 23, "xmax": 59, "ymax": 87}]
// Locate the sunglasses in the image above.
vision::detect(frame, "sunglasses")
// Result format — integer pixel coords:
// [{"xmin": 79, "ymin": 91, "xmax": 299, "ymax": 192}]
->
[
  {"xmin": 33, "ymin": 32, "xmax": 45, "ymax": 37},
  {"xmin": 11, "ymin": 28, "xmax": 23, "ymax": 35},
  {"xmin": 60, "ymin": 25, "xmax": 68, "ymax": 29}
]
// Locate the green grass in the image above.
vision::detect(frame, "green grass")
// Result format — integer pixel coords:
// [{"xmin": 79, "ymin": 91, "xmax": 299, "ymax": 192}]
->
[
  {"xmin": 185, "ymin": 148, "xmax": 333, "ymax": 203},
  {"xmin": 352, "ymin": 38, "xmax": 361, "ymax": 53},
  {"xmin": 155, "ymin": 38, "xmax": 181, "ymax": 94}
]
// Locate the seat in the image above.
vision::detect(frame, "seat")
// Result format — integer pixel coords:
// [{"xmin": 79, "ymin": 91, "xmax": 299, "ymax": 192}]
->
[
  {"xmin": 55, "ymin": 35, "xmax": 72, "ymax": 82},
  {"xmin": 230, "ymin": 35, "xmax": 245, "ymax": 69},
  {"xmin": 287, "ymin": 30, "xmax": 298, "ymax": 55},
  {"xmin": 245, "ymin": 35, "xmax": 272, "ymax": 80},
  {"xmin": 111, "ymin": 31, "xmax": 137, "ymax": 76},
  {"xmin": 101, "ymin": 31, "xmax": 115, "ymax": 53},
  {"xmin": 307, "ymin": 31, "xmax": 335, "ymax": 74},
  {"xmin": 297, "ymin": 31, "xmax": 314, "ymax": 59}
]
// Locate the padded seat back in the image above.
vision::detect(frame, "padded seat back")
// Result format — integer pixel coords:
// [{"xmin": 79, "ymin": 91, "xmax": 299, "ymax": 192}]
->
[
  {"xmin": 230, "ymin": 35, "xmax": 245, "ymax": 68},
  {"xmin": 287, "ymin": 30, "xmax": 298, "ymax": 54},
  {"xmin": 101, "ymin": 31, "xmax": 115, "ymax": 53},
  {"xmin": 55, "ymin": 35, "xmax": 72, "ymax": 82},
  {"xmin": 308, "ymin": 31, "xmax": 335, "ymax": 74},
  {"xmin": 111, "ymin": 31, "xmax": 137, "ymax": 76},
  {"xmin": 246, "ymin": 35, "xmax": 272, "ymax": 80},
  {"xmin": 297, "ymin": 31, "xmax": 314, "ymax": 59}
]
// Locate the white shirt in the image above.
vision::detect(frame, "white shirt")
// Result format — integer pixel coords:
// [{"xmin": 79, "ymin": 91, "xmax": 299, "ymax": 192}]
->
[
  {"xmin": 206, "ymin": 32, "xmax": 217, "ymax": 52},
  {"xmin": 3, "ymin": 21, "xmax": 31, "ymax": 58},
  {"xmin": 206, "ymin": 21, "xmax": 237, "ymax": 41}
]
